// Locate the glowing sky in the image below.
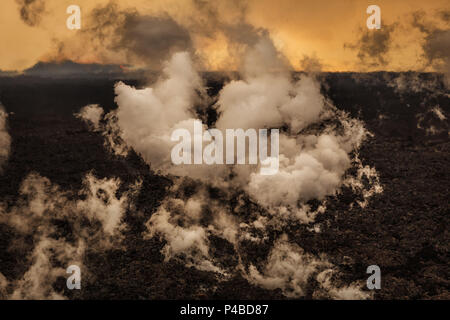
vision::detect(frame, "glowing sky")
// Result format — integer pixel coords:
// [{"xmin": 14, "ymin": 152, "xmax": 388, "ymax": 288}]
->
[{"xmin": 0, "ymin": 0, "xmax": 448, "ymax": 71}]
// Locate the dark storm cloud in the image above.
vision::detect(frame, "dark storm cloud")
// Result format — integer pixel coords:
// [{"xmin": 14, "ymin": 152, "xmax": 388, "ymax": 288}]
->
[
  {"xmin": 344, "ymin": 24, "xmax": 396, "ymax": 68},
  {"xmin": 15, "ymin": 0, "xmax": 46, "ymax": 27}
]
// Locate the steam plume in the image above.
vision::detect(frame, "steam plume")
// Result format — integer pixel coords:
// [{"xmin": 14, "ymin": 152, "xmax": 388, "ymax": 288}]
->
[
  {"xmin": 50, "ymin": 2, "xmax": 193, "ymax": 70},
  {"xmin": 412, "ymin": 11, "xmax": 450, "ymax": 87},
  {"xmin": 74, "ymin": 28, "xmax": 383, "ymax": 298},
  {"xmin": 344, "ymin": 24, "xmax": 396, "ymax": 68},
  {"xmin": 0, "ymin": 172, "xmax": 140, "ymax": 299}
]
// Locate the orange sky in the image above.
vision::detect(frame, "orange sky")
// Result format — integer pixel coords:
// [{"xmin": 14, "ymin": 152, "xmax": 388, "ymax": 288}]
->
[{"xmin": 0, "ymin": 0, "xmax": 448, "ymax": 71}]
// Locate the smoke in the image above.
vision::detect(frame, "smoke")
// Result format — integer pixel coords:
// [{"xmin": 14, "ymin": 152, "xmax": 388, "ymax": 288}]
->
[
  {"xmin": 190, "ymin": 0, "xmax": 271, "ymax": 69},
  {"xmin": 144, "ymin": 182, "xmax": 224, "ymax": 273},
  {"xmin": 343, "ymin": 154, "xmax": 383, "ymax": 209},
  {"xmin": 432, "ymin": 106, "xmax": 447, "ymax": 121},
  {"xmin": 117, "ymin": 13, "xmax": 193, "ymax": 66},
  {"xmin": 383, "ymin": 71, "xmax": 449, "ymax": 138},
  {"xmin": 50, "ymin": 2, "xmax": 193, "ymax": 70},
  {"xmin": 300, "ymin": 54, "xmax": 323, "ymax": 74},
  {"xmin": 75, "ymin": 104, "xmax": 104, "ymax": 130},
  {"xmin": 15, "ymin": 0, "xmax": 46, "ymax": 27},
  {"xmin": 416, "ymin": 106, "xmax": 449, "ymax": 136},
  {"xmin": 75, "ymin": 104, "xmax": 129, "ymax": 156},
  {"xmin": 48, "ymin": 0, "xmax": 265, "ymax": 70},
  {"xmin": 10, "ymin": 236, "xmax": 85, "ymax": 300},
  {"xmin": 412, "ymin": 11, "xmax": 450, "ymax": 88},
  {"xmin": 112, "ymin": 52, "xmax": 207, "ymax": 172},
  {"xmin": 0, "ymin": 172, "xmax": 136, "ymax": 237},
  {"xmin": 439, "ymin": 10, "xmax": 450, "ymax": 23},
  {"xmin": 190, "ymin": 0, "xmax": 261, "ymax": 45},
  {"xmin": 213, "ymin": 37, "xmax": 375, "ymax": 220},
  {"xmin": 75, "ymin": 30, "xmax": 382, "ymax": 298},
  {"xmin": 212, "ymin": 36, "xmax": 329, "ymax": 183},
  {"xmin": 80, "ymin": 52, "xmax": 230, "ymax": 182},
  {"xmin": 0, "ymin": 172, "xmax": 140, "ymax": 299},
  {"xmin": 247, "ymin": 234, "xmax": 370, "ymax": 299},
  {"xmin": 342, "ymin": 9, "xmax": 450, "ymax": 80},
  {"xmin": 0, "ymin": 104, "xmax": 11, "ymax": 173},
  {"xmin": 344, "ymin": 24, "xmax": 397, "ymax": 68},
  {"xmin": 387, "ymin": 72, "xmax": 447, "ymax": 96}
]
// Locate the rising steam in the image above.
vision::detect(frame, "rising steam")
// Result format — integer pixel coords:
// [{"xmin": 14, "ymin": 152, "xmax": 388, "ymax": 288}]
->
[
  {"xmin": 75, "ymin": 31, "xmax": 383, "ymax": 298},
  {"xmin": 0, "ymin": 172, "xmax": 140, "ymax": 299}
]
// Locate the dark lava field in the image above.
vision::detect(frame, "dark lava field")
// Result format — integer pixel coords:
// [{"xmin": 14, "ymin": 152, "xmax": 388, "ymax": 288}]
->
[{"xmin": 0, "ymin": 72, "xmax": 448, "ymax": 299}]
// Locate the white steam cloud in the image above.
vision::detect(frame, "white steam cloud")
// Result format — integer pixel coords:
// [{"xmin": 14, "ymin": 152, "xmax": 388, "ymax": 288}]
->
[
  {"xmin": 76, "ymin": 36, "xmax": 382, "ymax": 298},
  {"xmin": 75, "ymin": 104, "xmax": 104, "ymax": 130},
  {"xmin": 114, "ymin": 52, "xmax": 204, "ymax": 170},
  {"xmin": 247, "ymin": 234, "xmax": 370, "ymax": 299},
  {"xmin": 0, "ymin": 172, "xmax": 140, "ymax": 299}
]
